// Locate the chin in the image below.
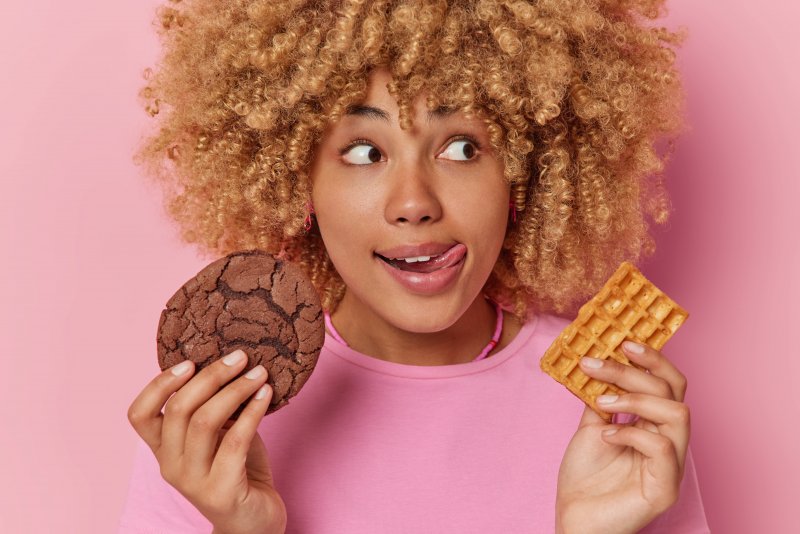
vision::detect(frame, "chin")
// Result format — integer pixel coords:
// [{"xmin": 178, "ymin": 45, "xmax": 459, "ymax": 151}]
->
[{"xmin": 380, "ymin": 294, "xmax": 471, "ymax": 334}]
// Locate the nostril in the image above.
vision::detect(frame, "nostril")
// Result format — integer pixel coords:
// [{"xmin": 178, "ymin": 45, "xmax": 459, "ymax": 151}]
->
[{"xmin": 395, "ymin": 215, "xmax": 432, "ymax": 223}]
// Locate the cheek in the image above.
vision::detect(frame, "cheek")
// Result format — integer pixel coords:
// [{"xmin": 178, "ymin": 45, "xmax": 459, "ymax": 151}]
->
[
  {"xmin": 316, "ymin": 210, "xmax": 360, "ymax": 257},
  {"xmin": 472, "ymin": 211, "xmax": 508, "ymax": 268},
  {"xmin": 453, "ymin": 180, "xmax": 509, "ymax": 239},
  {"xmin": 313, "ymin": 183, "xmax": 377, "ymax": 265},
  {"xmin": 464, "ymin": 183, "xmax": 509, "ymax": 269},
  {"xmin": 315, "ymin": 214, "xmax": 366, "ymax": 291}
]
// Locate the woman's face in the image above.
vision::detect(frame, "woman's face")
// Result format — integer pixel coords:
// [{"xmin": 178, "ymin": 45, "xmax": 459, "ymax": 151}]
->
[{"xmin": 309, "ymin": 69, "xmax": 510, "ymax": 334}]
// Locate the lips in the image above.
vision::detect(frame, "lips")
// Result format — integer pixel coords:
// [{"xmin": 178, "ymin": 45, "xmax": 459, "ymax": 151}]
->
[
  {"xmin": 375, "ymin": 242, "xmax": 458, "ymax": 260},
  {"xmin": 374, "ymin": 243, "xmax": 467, "ymax": 295},
  {"xmin": 376, "ymin": 243, "xmax": 465, "ymax": 273}
]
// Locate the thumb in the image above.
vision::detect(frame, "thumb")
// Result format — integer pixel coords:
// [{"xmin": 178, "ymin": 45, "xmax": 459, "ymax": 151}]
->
[
  {"xmin": 245, "ymin": 431, "xmax": 275, "ymax": 487},
  {"xmin": 577, "ymin": 403, "xmax": 610, "ymax": 429}
]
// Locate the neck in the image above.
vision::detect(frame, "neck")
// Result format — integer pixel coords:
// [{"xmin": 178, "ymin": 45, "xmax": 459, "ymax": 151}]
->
[{"xmin": 329, "ymin": 293, "xmax": 499, "ymax": 366}]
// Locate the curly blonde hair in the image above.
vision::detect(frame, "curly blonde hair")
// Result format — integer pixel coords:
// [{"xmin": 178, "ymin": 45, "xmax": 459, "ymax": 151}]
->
[{"xmin": 135, "ymin": 0, "xmax": 686, "ymax": 318}]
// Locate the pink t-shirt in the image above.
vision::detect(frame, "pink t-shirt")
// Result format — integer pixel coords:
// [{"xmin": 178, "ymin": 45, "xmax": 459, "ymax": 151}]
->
[{"xmin": 118, "ymin": 313, "xmax": 709, "ymax": 533}]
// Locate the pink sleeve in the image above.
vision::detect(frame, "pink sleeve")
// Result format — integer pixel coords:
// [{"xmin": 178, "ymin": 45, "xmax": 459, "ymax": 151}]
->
[
  {"xmin": 639, "ymin": 446, "xmax": 711, "ymax": 533},
  {"xmin": 117, "ymin": 438, "xmax": 213, "ymax": 534}
]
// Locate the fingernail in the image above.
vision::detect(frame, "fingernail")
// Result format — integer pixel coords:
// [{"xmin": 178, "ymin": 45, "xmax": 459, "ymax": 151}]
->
[
  {"xmin": 597, "ymin": 394, "xmax": 619, "ymax": 404},
  {"xmin": 602, "ymin": 428, "xmax": 619, "ymax": 436},
  {"xmin": 623, "ymin": 341, "xmax": 645, "ymax": 354},
  {"xmin": 245, "ymin": 365, "xmax": 265, "ymax": 379},
  {"xmin": 171, "ymin": 361, "xmax": 192, "ymax": 376},
  {"xmin": 223, "ymin": 350, "xmax": 246, "ymax": 366},
  {"xmin": 255, "ymin": 384, "xmax": 269, "ymax": 400},
  {"xmin": 580, "ymin": 356, "xmax": 603, "ymax": 369}
]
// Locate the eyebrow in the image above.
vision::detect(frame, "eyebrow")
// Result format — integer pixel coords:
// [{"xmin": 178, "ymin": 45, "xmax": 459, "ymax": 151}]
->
[
  {"xmin": 344, "ymin": 105, "xmax": 457, "ymax": 123},
  {"xmin": 345, "ymin": 105, "xmax": 390, "ymax": 122}
]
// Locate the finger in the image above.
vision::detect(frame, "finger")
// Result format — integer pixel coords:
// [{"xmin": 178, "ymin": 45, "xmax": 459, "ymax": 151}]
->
[
  {"xmin": 601, "ymin": 425, "xmax": 682, "ymax": 510},
  {"xmin": 183, "ymin": 364, "xmax": 269, "ymax": 480},
  {"xmin": 210, "ymin": 382, "xmax": 274, "ymax": 486},
  {"xmin": 244, "ymin": 425, "xmax": 276, "ymax": 488},
  {"xmin": 127, "ymin": 360, "xmax": 197, "ymax": 453},
  {"xmin": 160, "ymin": 350, "xmax": 250, "ymax": 466},
  {"xmin": 577, "ymin": 402, "xmax": 652, "ymax": 430},
  {"xmin": 577, "ymin": 402, "xmax": 609, "ymax": 428},
  {"xmin": 596, "ymin": 393, "xmax": 691, "ymax": 470},
  {"xmin": 621, "ymin": 341, "xmax": 688, "ymax": 402},
  {"xmin": 579, "ymin": 355, "xmax": 673, "ymax": 400}
]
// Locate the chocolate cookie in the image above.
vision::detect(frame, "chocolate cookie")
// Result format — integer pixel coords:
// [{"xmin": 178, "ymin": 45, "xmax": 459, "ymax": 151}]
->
[{"xmin": 157, "ymin": 250, "xmax": 324, "ymax": 418}]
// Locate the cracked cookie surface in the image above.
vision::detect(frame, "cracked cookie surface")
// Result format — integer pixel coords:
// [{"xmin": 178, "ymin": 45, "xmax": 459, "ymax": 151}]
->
[{"xmin": 157, "ymin": 250, "xmax": 325, "ymax": 417}]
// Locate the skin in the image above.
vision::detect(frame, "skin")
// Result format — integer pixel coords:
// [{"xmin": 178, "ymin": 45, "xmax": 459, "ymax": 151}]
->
[
  {"xmin": 127, "ymin": 68, "xmax": 690, "ymax": 534},
  {"xmin": 557, "ymin": 342, "xmax": 691, "ymax": 533},
  {"xmin": 127, "ymin": 352, "xmax": 286, "ymax": 534},
  {"xmin": 310, "ymin": 68, "xmax": 521, "ymax": 366}
]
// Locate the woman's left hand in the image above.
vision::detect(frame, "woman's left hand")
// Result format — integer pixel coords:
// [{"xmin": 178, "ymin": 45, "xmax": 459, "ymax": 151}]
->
[{"xmin": 555, "ymin": 341, "xmax": 690, "ymax": 534}]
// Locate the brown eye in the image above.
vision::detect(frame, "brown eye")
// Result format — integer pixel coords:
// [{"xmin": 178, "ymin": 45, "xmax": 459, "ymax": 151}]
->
[
  {"xmin": 343, "ymin": 143, "xmax": 383, "ymax": 165},
  {"xmin": 439, "ymin": 139, "xmax": 477, "ymax": 161}
]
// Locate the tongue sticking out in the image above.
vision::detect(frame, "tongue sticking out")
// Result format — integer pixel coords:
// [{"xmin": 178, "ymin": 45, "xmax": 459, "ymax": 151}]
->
[
  {"xmin": 379, "ymin": 244, "xmax": 467, "ymax": 274},
  {"xmin": 387, "ymin": 257, "xmax": 440, "ymax": 273}
]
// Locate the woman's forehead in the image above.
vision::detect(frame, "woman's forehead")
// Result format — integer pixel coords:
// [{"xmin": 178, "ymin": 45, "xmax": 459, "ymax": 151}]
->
[{"xmin": 344, "ymin": 68, "xmax": 482, "ymax": 125}]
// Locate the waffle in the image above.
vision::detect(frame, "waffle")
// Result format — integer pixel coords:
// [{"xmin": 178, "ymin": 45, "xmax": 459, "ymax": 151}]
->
[{"xmin": 539, "ymin": 261, "xmax": 689, "ymax": 422}]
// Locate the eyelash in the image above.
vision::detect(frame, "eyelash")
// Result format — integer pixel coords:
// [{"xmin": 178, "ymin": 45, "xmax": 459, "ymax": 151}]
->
[
  {"xmin": 338, "ymin": 135, "xmax": 482, "ymax": 164},
  {"xmin": 338, "ymin": 138, "xmax": 375, "ymax": 158},
  {"xmin": 446, "ymin": 135, "xmax": 483, "ymax": 160}
]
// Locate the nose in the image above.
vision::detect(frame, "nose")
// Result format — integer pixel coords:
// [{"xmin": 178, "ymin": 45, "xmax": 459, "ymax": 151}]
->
[{"xmin": 383, "ymin": 162, "xmax": 443, "ymax": 225}]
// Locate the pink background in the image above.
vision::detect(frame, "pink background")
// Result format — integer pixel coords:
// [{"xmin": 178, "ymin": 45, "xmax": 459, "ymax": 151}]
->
[{"xmin": 1, "ymin": 1, "xmax": 797, "ymax": 532}]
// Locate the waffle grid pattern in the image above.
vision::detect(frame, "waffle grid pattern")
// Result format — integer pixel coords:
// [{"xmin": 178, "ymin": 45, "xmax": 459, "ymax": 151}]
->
[{"xmin": 540, "ymin": 262, "xmax": 689, "ymax": 422}]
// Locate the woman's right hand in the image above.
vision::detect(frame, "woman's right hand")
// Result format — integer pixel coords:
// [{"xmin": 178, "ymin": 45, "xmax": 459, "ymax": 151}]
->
[{"xmin": 127, "ymin": 349, "xmax": 287, "ymax": 534}]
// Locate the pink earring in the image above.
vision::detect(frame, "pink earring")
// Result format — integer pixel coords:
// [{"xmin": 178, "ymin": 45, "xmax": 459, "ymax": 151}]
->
[
  {"xmin": 509, "ymin": 201, "xmax": 517, "ymax": 223},
  {"xmin": 304, "ymin": 202, "xmax": 315, "ymax": 232}
]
